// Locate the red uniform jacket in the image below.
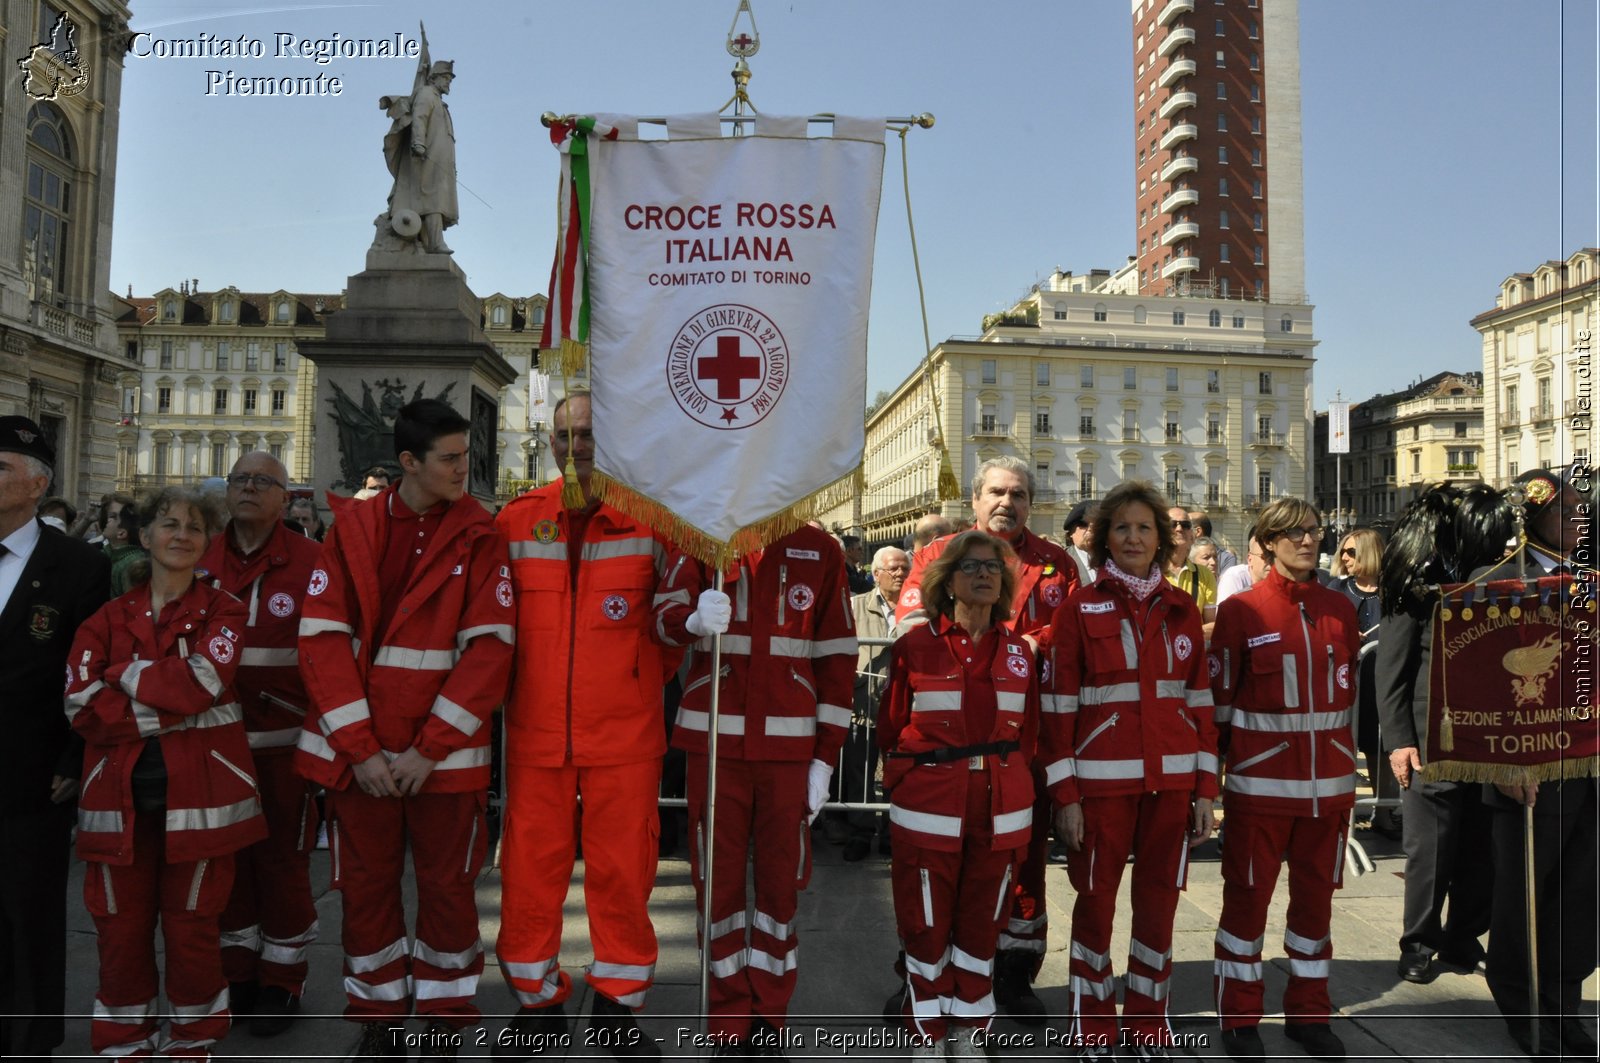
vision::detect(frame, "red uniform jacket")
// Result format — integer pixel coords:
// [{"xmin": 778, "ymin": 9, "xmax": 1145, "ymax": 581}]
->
[
  {"xmin": 895, "ymin": 527, "xmax": 1077, "ymax": 639},
  {"xmin": 497, "ymin": 484, "xmax": 682, "ymax": 767},
  {"xmin": 1208, "ymin": 567, "xmax": 1361, "ymax": 817},
  {"xmin": 198, "ymin": 519, "xmax": 321, "ymax": 755},
  {"xmin": 1039, "ymin": 575, "xmax": 1218, "ymax": 808},
  {"xmin": 65, "ymin": 580, "xmax": 267, "ymax": 864},
  {"xmin": 657, "ymin": 526, "xmax": 855, "ymax": 766},
  {"xmin": 295, "ymin": 490, "xmax": 515, "ymax": 793},
  {"xmin": 876, "ymin": 617, "xmax": 1039, "ymax": 852}
]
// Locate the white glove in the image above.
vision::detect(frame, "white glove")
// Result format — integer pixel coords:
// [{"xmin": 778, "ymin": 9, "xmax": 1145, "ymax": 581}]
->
[
  {"xmin": 806, "ymin": 759, "xmax": 833, "ymax": 824},
  {"xmin": 685, "ymin": 589, "xmax": 733, "ymax": 638}
]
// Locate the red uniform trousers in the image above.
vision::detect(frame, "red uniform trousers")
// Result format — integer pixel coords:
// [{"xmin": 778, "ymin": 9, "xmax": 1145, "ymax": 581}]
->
[
  {"xmin": 1000, "ymin": 764, "xmax": 1051, "ymax": 972},
  {"xmin": 893, "ymin": 771, "xmax": 1020, "ymax": 1042},
  {"xmin": 328, "ymin": 789, "xmax": 489, "ymax": 1028},
  {"xmin": 83, "ymin": 813, "xmax": 236, "ymax": 1060},
  {"xmin": 1213, "ymin": 807, "xmax": 1348, "ymax": 1030},
  {"xmin": 685, "ymin": 755, "xmax": 810, "ymax": 1039},
  {"xmin": 1065, "ymin": 791, "xmax": 1192, "ymax": 1047},
  {"xmin": 219, "ymin": 754, "xmax": 320, "ymax": 993},
  {"xmin": 497, "ymin": 760, "xmax": 662, "ymax": 1010}
]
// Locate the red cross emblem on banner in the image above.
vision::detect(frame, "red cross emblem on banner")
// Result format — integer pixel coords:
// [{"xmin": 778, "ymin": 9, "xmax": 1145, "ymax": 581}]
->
[{"xmin": 697, "ymin": 335, "xmax": 762, "ymax": 401}]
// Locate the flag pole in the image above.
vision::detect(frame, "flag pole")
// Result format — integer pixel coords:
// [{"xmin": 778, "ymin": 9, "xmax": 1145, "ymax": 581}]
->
[
  {"xmin": 1508, "ymin": 491, "xmax": 1540, "ymax": 1056},
  {"xmin": 698, "ymin": 569, "xmax": 726, "ymax": 1030}
]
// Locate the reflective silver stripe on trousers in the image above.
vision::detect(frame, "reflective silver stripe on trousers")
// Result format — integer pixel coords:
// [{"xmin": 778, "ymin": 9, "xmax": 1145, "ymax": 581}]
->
[
  {"xmin": 950, "ymin": 946, "xmax": 992, "ymax": 976},
  {"xmin": 221, "ymin": 925, "xmax": 263, "ymax": 951},
  {"xmin": 1071, "ymin": 940, "xmax": 1110, "ymax": 969},
  {"xmin": 1284, "ymin": 929, "xmax": 1330, "ymax": 954},
  {"xmin": 1124, "ymin": 972, "xmax": 1170, "ymax": 1000},
  {"xmin": 170, "ymin": 987, "xmax": 229, "ymax": 1020},
  {"xmin": 414, "ymin": 938, "xmax": 484, "ymax": 969},
  {"xmin": 502, "ymin": 958, "xmax": 557, "ymax": 983},
  {"xmin": 705, "ymin": 911, "xmax": 747, "ymax": 939},
  {"xmin": 709, "ymin": 951, "xmax": 746, "ymax": 978},
  {"xmin": 415, "ymin": 974, "xmax": 479, "ymax": 1000},
  {"xmin": 1214, "ymin": 928, "xmax": 1264, "ymax": 956},
  {"xmin": 1069, "ymin": 974, "xmax": 1114, "ymax": 1000},
  {"xmin": 751, "ymin": 911, "xmax": 792, "ymax": 940},
  {"xmin": 344, "ymin": 975, "xmax": 412, "ymax": 1002},
  {"xmin": 947, "ymin": 992, "xmax": 996, "ymax": 1017},
  {"xmin": 905, "ymin": 951, "xmax": 947, "ymax": 980},
  {"xmin": 1129, "ymin": 937, "xmax": 1171, "ymax": 969},
  {"xmin": 747, "ymin": 947, "xmax": 797, "ymax": 976},
  {"xmin": 996, "ymin": 935, "xmax": 1046, "ymax": 953},
  {"xmin": 241, "ymin": 647, "xmax": 297, "ymax": 667},
  {"xmin": 590, "ymin": 960, "xmax": 656, "ymax": 982},
  {"xmin": 348, "ymin": 937, "xmax": 409, "ymax": 973},
  {"xmin": 1214, "ymin": 959, "xmax": 1263, "ymax": 981},
  {"xmin": 1288, "ymin": 958, "xmax": 1330, "ymax": 978},
  {"xmin": 94, "ymin": 997, "xmax": 157, "ymax": 1023}
]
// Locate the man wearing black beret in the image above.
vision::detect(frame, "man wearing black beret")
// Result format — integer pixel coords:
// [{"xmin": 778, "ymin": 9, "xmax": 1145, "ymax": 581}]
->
[{"xmin": 0, "ymin": 415, "xmax": 111, "ymax": 1058}]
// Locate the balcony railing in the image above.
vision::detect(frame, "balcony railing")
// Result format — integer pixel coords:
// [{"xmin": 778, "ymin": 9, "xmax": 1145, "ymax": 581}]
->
[
  {"xmin": 1161, "ymin": 256, "xmax": 1200, "ymax": 279},
  {"xmin": 1161, "ymin": 187, "xmax": 1200, "ymax": 213},
  {"xmin": 1250, "ymin": 431, "xmax": 1286, "ymax": 447},
  {"xmin": 1529, "ymin": 404, "xmax": 1555, "ymax": 425},
  {"xmin": 1158, "ymin": 58, "xmax": 1196, "ymax": 89},
  {"xmin": 1158, "ymin": 26, "xmax": 1196, "ymax": 57},
  {"xmin": 1078, "ymin": 427, "xmax": 1098, "ymax": 441},
  {"xmin": 970, "ymin": 421, "xmax": 1009, "ymax": 437},
  {"xmin": 1159, "ymin": 90, "xmax": 1198, "ymax": 120},
  {"xmin": 1160, "ymin": 154, "xmax": 1199, "ymax": 182},
  {"xmin": 1499, "ymin": 409, "xmax": 1521, "ymax": 428},
  {"xmin": 1242, "ymin": 493, "xmax": 1288, "ymax": 510},
  {"xmin": 1162, "ymin": 221, "xmax": 1200, "ymax": 246},
  {"xmin": 1566, "ymin": 399, "xmax": 1587, "ymax": 418},
  {"xmin": 31, "ymin": 301, "xmax": 99, "ymax": 347},
  {"xmin": 1159, "ymin": 122, "xmax": 1198, "ymax": 151},
  {"xmin": 863, "ymin": 489, "xmax": 938, "ymax": 525},
  {"xmin": 1157, "ymin": 0, "xmax": 1195, "ymax": 27}
]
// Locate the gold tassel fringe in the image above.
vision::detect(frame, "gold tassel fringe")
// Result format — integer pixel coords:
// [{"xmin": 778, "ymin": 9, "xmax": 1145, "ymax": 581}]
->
[
  {"xmin": 587, "ymin": 464, "xmax": 864, "ymax": 569},
  {"xmin": 1418, "ymin": 757, "xmax": 1598, "ymax": 786},
  {"xmin": 1438, "ymin": 707, "xmax": 1454, "ymax": 752},
  {"xmin": 556, "ymin": 338, "xmax": 589, "ymax": 378},
  {"xmin": 937, "ymin": 446, "xmax": 961, "ymax": 501}
]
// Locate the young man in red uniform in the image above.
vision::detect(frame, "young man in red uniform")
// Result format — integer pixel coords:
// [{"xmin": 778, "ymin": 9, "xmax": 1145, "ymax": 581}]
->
[
  {"xmin": 494, "ymin": 392, "xmax": 695, "ymax": 1060},
  {"xmin": 1208, "ymin": 497, "xmax": 1359, "ymax": 1063},
  {"xmin": 656, "ymin": 525, "xmax": 854, "ymax": 1055},
  {"xmin": 894, "ymin": 456, "xmax": 1076, "ymax": 1019},
  {"xmin": 297, "ymin": 399, "xmax": 515, "ymax": 1060},
  {"xmin": 198, "ymin": 451, "xmax": 323, "ymax": 1036}
]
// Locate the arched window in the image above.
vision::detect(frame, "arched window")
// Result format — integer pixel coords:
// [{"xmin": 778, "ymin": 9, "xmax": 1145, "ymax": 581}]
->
[
  {"xmin": 491, "ymin": 303, "xmax": 507, "ymax": 326},
  {"xmin": 24, "ymin": 104, "xmax": 73, "ymax": 301},
  {"xmin": 276, "ymin": 300, "xmax": 291, "ymax": 323},
  {"xmin": 1133, "ymin": 305, "xmax": 1148, "ymax": 324},
  {"xmin": 1208, "ymin": 309, "xmax": 1221, "ymax": 327},
  {"xmin": 220, "ymin": 299, "xmax": 234, "ymax": 322}
]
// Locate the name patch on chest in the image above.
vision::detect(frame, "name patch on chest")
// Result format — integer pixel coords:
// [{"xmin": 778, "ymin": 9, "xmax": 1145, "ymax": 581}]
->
[
  {"xmin": 1247, "ymin": 632, "xmax": 1281, "ymax": 648},
  {"xmin": 786, "ymin": 548, "xmax": 820, "ymax": 560},
  {"xmin": 1080, "ymin": 600, "xmax": 1116, "ymax": 614}
]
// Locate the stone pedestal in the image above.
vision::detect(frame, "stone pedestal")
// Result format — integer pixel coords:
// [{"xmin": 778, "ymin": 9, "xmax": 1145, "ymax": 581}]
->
[{"xmin": 297, "ymin": 255, "xmax": 516, "ymax": 508}]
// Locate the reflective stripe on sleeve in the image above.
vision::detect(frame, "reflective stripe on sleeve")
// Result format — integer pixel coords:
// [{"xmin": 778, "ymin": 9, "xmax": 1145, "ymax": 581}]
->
[
  {"xmin": 457, "ymin": 624, "xmax": 514, "ymax": 650},
  {"xmin": 241, "ymin": 647, "xmax": 297, "ymax": 668},
  {"xmin": 429, "ymin": 696, "xmax": 483, "ymax": 737},
  {"xmin": 319, "ymin": 699, "xmax": 371, "ymax": 734},
  {"xmin": 299, "ymin": 617, "xmax": 353, "ymax": 638},
  {"xmin": 816, "ymin": 703, "xmax": 852, "ymax": 729}
]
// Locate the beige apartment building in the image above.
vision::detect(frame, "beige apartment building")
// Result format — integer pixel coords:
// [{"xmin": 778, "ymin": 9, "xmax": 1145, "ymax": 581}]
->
[
  {"xmin": 1312, "ymin": 371, "xmax": 1484, "ymax": 527},
  {"xmin": 830, "ymin": 265, "xmax": 1316, "ymax": 550},
  {"xmin": 112, "ymin": 288, "xmax": 558, "ymax": 499},
  {"xmin": 1474, "ymin": 248, "xmax": 1596, "ymax": 485}
]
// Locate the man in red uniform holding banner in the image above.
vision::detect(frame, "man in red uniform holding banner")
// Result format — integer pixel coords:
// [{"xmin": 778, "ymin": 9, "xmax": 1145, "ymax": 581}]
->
[
  {"xmin": 296, "ymin": 399, "xmax": 514, "ymax": 1060},
  {"xmin": 657, "ymin": 526, "xmax": 855, "ymax": 1054},
  {"xmin": 894, "ymin": 456, "xmax": 1076, "ymax": 1019},
  {"xmin": 493, "ymin": 391, "xmax": 696, "ymax": 1060},
  {"xmin": 200, "ymin": 451, "xmax": 322, "ymax": 1035}
]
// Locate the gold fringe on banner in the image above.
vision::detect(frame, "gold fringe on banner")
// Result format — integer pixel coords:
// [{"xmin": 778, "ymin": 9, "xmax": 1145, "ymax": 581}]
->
[
  {"xmin": 1419, "ymin": 758, "xmax": 1599, "ymax": 786},
  {"xmin": 935, "ymin": 437, "xmax": 961, "ymax": 501},
  {"xmin": 586, "ymin": 464, "xmax": 865, "ymax": 569},
  {"xmin": 1438, "ymin": 707, "xmax": 1454, "ymax": 752},
  {"xmin": 556, "ymin": 337, "xmax": 589, "ymax": 378}
]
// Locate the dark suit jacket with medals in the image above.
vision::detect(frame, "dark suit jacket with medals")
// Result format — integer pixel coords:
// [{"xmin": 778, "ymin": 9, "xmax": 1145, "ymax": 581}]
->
[{"xmin": 1, "ymin": 520, "xmax": 111, "ymax": 814}]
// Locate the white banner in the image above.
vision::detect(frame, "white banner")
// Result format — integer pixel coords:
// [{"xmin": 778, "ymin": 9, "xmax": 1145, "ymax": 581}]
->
[
  {"xmin": 582, "ymin": 116, "xmax": 886, "ymax": 547},
  {"xmin": 1328, "ymin": 401, "xmax": 1351, "ymax": 454}
]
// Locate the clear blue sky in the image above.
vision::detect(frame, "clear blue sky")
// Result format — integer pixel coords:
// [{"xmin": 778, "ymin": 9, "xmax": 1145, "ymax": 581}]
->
[{"xmin": 111, "ymin": 0, "xmax": 1598, "ymax": 410}]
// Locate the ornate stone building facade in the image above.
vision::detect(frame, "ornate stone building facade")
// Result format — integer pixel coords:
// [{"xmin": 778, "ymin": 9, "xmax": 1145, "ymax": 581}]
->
[{"xmin": 0, "ymin": 0, "xmax": 133, "ymax": 499}]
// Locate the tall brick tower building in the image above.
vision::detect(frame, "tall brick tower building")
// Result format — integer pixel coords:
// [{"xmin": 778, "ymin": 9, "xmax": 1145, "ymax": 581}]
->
[{"xmin": 1129, "ymin": 0, "xmax": 1305, "ymax": 303}]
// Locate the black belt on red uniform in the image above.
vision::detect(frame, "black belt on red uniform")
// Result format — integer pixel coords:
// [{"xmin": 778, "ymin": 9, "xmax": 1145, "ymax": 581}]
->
[{"xmin": 886, "ymin": 740, "xmax": 1020, "ymax": 766}]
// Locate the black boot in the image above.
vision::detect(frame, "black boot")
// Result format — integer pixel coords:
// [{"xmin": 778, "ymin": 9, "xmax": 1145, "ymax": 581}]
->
[
  {"xmin": 356, "ymin": 1022, "xmax": 408, "ymax": 1060},
  {"xmin": 992, "ymin": 949, "xmax": 1046, "ymax": 1025},
  {"xmin": 589, "ymin": 993, "xmax": 662, "ymax": 1059}
]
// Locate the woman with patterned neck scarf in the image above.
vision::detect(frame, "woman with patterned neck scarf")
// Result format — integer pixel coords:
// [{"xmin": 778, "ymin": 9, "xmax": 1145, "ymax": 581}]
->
[{"xmin": 1039, "ymin": 481, "xmax": 1218, "ymax": 1062}]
